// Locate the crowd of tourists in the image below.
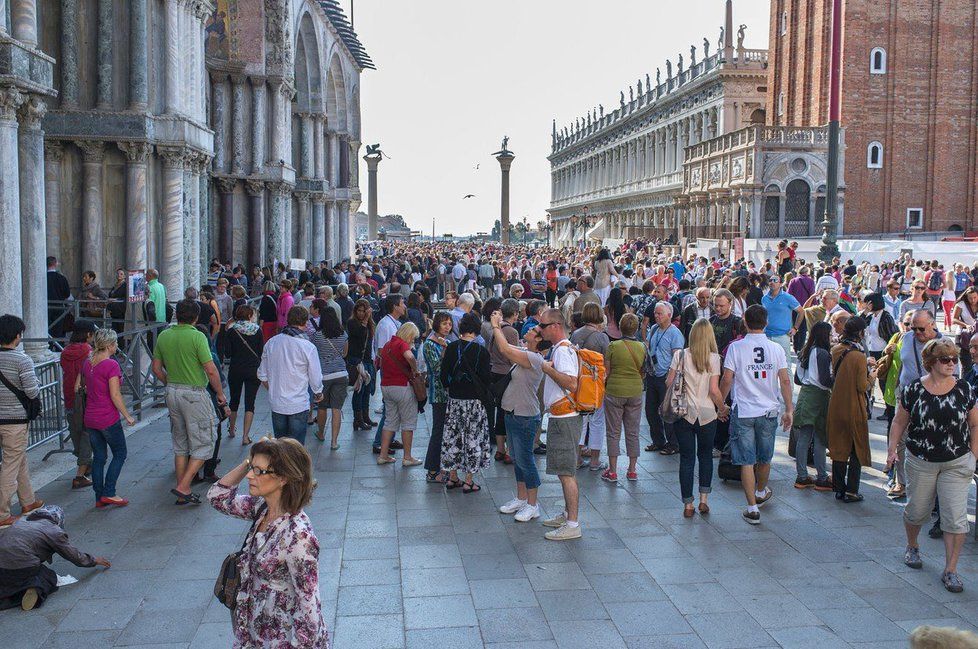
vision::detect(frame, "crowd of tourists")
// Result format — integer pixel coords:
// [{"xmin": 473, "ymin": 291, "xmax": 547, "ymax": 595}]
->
[{"xmin": 1, "ymin": 238, "xmax": 977, "ymax": 646}]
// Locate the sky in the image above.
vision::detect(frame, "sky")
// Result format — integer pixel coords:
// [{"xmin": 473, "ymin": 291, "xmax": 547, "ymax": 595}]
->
[{"xmin": 351, "ymin": 0, "xmax": 771, "ymax": 236}]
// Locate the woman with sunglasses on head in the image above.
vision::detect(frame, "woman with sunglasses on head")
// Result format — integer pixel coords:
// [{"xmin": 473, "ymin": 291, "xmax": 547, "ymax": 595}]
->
[
  {"xmin": 953, "ymin": 287, "xmax": 978, "ymax": 373},
  {"xmin": 899, "ymin": 282, "xmax": 936, "ymax": 320},
  {"xmin": 208, "ymin": 437, "xmax": 328, "ymax": 647},
  {"xmin": 887, "ymin": 338, "xmax": 978, "ymax": 594}
]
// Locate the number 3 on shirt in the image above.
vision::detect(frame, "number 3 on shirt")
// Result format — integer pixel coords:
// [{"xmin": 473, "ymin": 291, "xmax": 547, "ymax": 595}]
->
[{"xmin": 753, "ymin": 347, "xmax": 765, "ymax": 364}]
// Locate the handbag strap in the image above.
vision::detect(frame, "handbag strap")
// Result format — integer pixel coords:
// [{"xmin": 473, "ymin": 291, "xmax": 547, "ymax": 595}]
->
[
  {"xmin": 621, "ymin": 340, "xmax": 644, "ymax": 374},
  {"xmin": 0, "ymin": 366, "xmax": 29, "ymax": 404},
  {"xmin": 234, "ymin": 329, "xmax": 261, "ymax": 361},
  {"xmin": 240, "ymin": 502, "xmax": 269, "ymax": 554}
]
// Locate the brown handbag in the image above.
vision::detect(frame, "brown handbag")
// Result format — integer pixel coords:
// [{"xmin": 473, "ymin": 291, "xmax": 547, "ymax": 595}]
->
[
  {"xmin": 409, "ymin": 371, "xmax": 427, "ymax": 402},
  {"xmin": 214, "ymin": 504, "xmax": 266, "ymax": 611}
]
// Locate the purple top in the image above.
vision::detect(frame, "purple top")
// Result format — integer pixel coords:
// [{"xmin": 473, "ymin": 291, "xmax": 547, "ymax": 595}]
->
[
  {"xmin": 787, "ymin": 275, "xmax": 815, "ymax": 307},
  {"xmin": 81, "ymin": 358, "xmax": 122, "ymax": 430}
]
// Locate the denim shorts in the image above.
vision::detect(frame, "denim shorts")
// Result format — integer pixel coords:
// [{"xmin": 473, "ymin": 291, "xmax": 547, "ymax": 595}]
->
[{"xmin": 729, "ymin": 407, "xmax": 777, "ymax": 466}]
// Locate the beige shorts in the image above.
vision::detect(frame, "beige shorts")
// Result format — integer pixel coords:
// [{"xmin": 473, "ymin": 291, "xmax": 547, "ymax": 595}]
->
[
  {"xmin": 165, "ymin": 385, "xmax": 216, "ymax": 460},
  {"xmin": 904, "ymin": 451, "xmax": 977, "ymax": 535},
  {"xmin": 382, "ymin": 385, "xmax": 418, "ymax": 432}
]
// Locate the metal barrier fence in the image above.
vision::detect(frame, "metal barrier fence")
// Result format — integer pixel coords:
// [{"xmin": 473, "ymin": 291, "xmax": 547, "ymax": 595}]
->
[{"xmin": 27, "ymin": 359, "xmax": 70, "ymax": 458}]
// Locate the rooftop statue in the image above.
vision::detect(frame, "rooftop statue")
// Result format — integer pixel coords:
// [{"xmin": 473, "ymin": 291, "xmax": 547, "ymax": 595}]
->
[
  {"xmin": 738, "ymin": 24, "xmax": 747, "ymax": 49},
  {"xmin": 703, "ymin": 37, "xmax": 711, "ymax": 59},
  {"xmin": 690, "ymin": 44, "xmax": 696, "ymax": 66},
  {"xmin": 718, "ymin": 26, "xmax": 724, "ymax": 51}
]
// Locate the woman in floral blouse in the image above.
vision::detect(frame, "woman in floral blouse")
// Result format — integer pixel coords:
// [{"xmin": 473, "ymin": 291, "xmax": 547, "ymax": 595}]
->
[
  {"xmin": 207, "ymin": 437, "xmax": 328, "ymax": 648},
  {"xmin": 422, "ymin": 312, "xmax": 453, "ymax": 483}
]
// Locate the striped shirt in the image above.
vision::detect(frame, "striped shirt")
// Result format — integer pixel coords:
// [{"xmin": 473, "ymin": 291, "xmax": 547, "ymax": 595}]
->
[{"xmin": 0, "ymin": 348, "xmax": 40, "ymax": 424}]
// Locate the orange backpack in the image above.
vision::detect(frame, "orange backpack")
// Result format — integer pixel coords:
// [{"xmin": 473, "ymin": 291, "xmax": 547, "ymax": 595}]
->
[{"xmin": 548, "ymin": 342, "xmax": 607, "ymax": 416}]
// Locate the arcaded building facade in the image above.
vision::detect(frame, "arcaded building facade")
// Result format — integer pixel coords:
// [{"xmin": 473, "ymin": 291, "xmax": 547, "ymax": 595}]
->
[
  {"xmin": 0, "ymin": 0, "xmax": 370, "ymax": 338},
  {"xmin": 768, "ymin": 0, "xmax": 978, "ymax": 235}
]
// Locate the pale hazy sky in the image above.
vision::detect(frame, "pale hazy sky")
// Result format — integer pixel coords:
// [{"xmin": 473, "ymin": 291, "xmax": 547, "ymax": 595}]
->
[{"xmin": 353, "ymin": 0, "xmax": 771, "ymax": 236}]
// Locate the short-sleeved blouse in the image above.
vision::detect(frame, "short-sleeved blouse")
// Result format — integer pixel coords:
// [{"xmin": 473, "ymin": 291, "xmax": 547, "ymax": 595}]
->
[
  {"xmin": 900, "ymin": 379, "xmax": 976, "ymax": 463},
  {"xmin": 670, "ymin": 350, "xmax": 721, "ymax": 426}
]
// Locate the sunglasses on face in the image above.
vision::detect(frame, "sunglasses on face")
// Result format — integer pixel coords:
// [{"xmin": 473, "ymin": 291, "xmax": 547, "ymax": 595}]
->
[
  {"xmin": 914, "ymin": 287, "xmax": 925, "ymax": 291},
  {"xmin": 911, "ymin": 326, "xmax": 930, "ymax": 332},
  {"xmin": 937, "ymin": 356, "xmax": 958, "ymax": 365},
  {"xmin": 537, "ymin": 321, "xmax": 560, "ymax": 329}
]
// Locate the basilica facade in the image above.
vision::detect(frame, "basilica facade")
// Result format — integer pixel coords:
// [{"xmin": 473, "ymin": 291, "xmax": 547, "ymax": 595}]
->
[{"xmin": 0, "ymin": 0, "xmax": 370, "ymax": 354}]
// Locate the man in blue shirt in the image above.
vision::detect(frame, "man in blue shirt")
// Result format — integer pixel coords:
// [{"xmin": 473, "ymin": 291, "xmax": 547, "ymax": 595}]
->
[
  {"xmin": 670, "ymin": 256, "xmax": 686, "ymax": 281},
  {"xmin": 644, "ymin": 302, "xmax": 686, "ymax": 455},
  {"xmin": 761, "ymin": 275, "xmax": 801, "ymax": 363}
]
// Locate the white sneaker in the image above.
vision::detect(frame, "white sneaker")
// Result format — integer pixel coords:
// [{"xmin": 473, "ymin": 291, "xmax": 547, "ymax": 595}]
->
[
  {"xmin": 499, "ymin": 498, "xmax": 527, "ymax": 514},
  {"xmin": 545, "ymin": 523, "xmax": 582, "ymax": 541},
  {"xmin": 514, "ymin": 503, "xmax": 540, "ymax": 522},
  {"xmin": 542, "ymin": 513, "xmax": 566, "ymax": 528}
]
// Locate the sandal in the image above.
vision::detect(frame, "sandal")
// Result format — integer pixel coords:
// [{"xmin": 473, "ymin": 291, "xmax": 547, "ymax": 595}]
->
[
  {"xmin": 426, "ymin": 471, "xmax": 447, "ymax": 484},
  {"xmin": 227, "ymin": 428, "xmax": 235, "ymax": 439},
  {"xmin": 842, "ymin": 492, "xmax": 864, "ymax": 503},
  {"xmin": 462, "ymin": 482, "xmax": 481, "ymax": 494},
  {"xmin": 241, "ymin": 437, "xmax": 252, "ymax": 446},
  {"xmin": 645, "ymin": 443, "xmax": 660, "ymax": 453},
  {"xmin": 445, "ymin": 478, "xmax": 463, "ymax": 490},
  {"xmin": 683, "ymin": 505, "xmax": 695, "ymax": 519},
  {"xmin": 314, "ymin": 432, "xmax": 326, "ymax": 442},
  {"xmin": 698, "ymin": 502, "xmax": 710, "ymax": 515},
  {"xmin": 659, "ymin": 446, "xmax": 678, "ymax": 456}
]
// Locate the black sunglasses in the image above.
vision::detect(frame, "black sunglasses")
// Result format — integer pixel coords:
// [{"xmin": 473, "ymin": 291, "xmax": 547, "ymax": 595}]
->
[{"xmin": 537, "ymin": 321, "xmax": 560, "ymax": 329}]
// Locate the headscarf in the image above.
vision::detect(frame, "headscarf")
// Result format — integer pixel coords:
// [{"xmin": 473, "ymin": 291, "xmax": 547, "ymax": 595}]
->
[{"xmin": 27, "ymin": 505, "xmax": 65, "ymax": 529}]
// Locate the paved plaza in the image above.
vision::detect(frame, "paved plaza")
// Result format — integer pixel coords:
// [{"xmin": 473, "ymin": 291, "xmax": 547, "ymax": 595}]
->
[{"xmin": 2, "ymin": 389, "xmax": 977, "ymax": 649}]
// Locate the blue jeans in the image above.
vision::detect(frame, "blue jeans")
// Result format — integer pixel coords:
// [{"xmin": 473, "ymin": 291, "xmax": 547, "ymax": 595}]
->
[
  {"xmin": 674, "ymin": 418, "xmax": 716, "ymax": 503},
  {"xmin": 505, "ymin": 413, "xmax": 541, "ymax": 490},
  {"xmin": 729, "ymin": 408, "xmax": 777, "ymax": 466},
  {"xmin": 88, "ymin": 420, "xmax": 127, "ymax": 500},
  {"xmin": 272, "ymin": 411, "xmax": 309, "ymax": 445}
]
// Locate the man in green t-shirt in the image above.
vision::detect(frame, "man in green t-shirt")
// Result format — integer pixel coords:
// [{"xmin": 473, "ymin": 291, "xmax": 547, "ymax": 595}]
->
[{"xmin": 152, "ymin": 300, "xmax": 228, "ymax": 505}]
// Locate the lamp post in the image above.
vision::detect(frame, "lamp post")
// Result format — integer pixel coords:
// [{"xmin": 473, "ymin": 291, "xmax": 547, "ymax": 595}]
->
[{"xmin": 818, "ymin": 0, "xmax": 842, "ymax": 262}]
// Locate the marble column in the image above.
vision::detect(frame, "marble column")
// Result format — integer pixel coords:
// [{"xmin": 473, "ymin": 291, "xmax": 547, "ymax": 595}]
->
[
  {"xmin": 282, "ymin": 193, "xmax": 293, "ymax": 261},
  {"xmin": 325, "ymin": 201, "xmax": 336, "ymax": 263},
  {"xmin": 210, "ymin": 72, "xmax": 227, "ymax": 172},
  {"xmin": 0, "ymin": 90, "xmax": 23, "ymax": 319},
  {"xmin": 230, "ymin": 75, "xmax": 246, "ymax": 175},
  {"xmin": 198, "ymin": 161, "xmax": 209, "ymax": 267},
  {"xmin": 126, "ymin": 0, "xmax": 148, "ymax": 111},
  {"xmin": 267, "ymin": 79, "xmax": 283, "ymax": 165},
  {"xmin": 495, "ymin": 150, "xmax": 515, "ymax": 245},
  {"xmin": 313, "ymin": 115, "xmax": 325, "ymax": 179},
  {"xmin": 96, "ymin": 0, "xmax": 113, "ymax": 109},
  {"xmin": 11, "ymin": 0, "xmax": 37, "ymax": 48},
  {"xmin": 245, "ymin": 180, "xmax": 264, "ymax": 268},
  {"xmin": 279, "ymin": 83, "xmax": 295, "ymax": 168},
  {"xmin": 184, "ymin": 160, "xmax": 200, "ymax": 289},
  {"xmin": 311, "ymin": 195, "xmax": 326, "ymax": 262},
  {"xmin": 60, "ymin": 0, "xmax": 78, "ymax": 109},
  {"xmin": 295, "ymin": 192, "xmax": 311, "ymax": 260},
  {"xmin": 159, "ymin": 148, "xmax": 185, "ymax": 297},
  {"xmin": 44, "ymin": 141, "xmax": 63, "ymax": 259},
  {"xmin": 328, "ymin": 131, "xmax": 341, "ymax": 186},
  {"xmin": 299, "ymin": 113, "xmax": 314, "ymax": 177},
  {"xmin": 164, "ymin": 0, "xmax": 180, "ymax": 114},
  {"xmin": 18, "ymin": 97, "xmax": 46, "ymax": 357},
  {"xmin": 217, "ymin": 177, "xmax": 236, "ymax": 263},
  {"xmin": 78, "ymin": 140, "xmax": 105, "ymax": 277},
  {"xmin": 267, "ymin": 182, "xmax": 288, "ymax": 266},
  {"xmin": 337, "ymin": 201, "xmax": 350, "ymax": 261},
  {"xmin": 250, "ymin": 77, "xmax": 266, "ymax": 174},
  {"xmin": 118, "ymin": 142, "xmax": 151, "ymax": 271},
  {"xmin": 364, "ymin": 154, "xmax": 380, "ymax": 239}
]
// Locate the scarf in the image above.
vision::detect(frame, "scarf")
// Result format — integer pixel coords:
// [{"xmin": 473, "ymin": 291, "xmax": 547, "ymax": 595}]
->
[
  {"xmin": 281, "ymin": 326, "xmax": 306, "ymax": 338},
  {"xmin": 229, "ymin": 321, "xmax": 260, "ymax": 336}
]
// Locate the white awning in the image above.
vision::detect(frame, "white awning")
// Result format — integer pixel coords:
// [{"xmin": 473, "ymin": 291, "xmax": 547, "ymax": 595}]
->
[{"xmin": 586, "ymin": 218, "xmax": 606, "ymax": 240}]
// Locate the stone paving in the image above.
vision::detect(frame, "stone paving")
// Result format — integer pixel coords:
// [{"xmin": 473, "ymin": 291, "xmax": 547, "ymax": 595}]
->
[{"xmin": 2, "ymin": 388, "xmax": 978, "ymax": 649}]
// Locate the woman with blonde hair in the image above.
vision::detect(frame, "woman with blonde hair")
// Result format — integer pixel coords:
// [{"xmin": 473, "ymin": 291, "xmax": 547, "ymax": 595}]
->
[
  {"xmin": 208, "ymin": 437, "xmax": 329, "ymax": 647},
  {"xmin": 602, "ymin": 313, "xmax": 646, "ymax": 483},
  {"xmin": 77, "ymin": 328, "xmax": 136, "ymax": 508},
  {"xmin": 666, "ymin": 318, "xmax": 728, "ymax": 517},
  {"xmin": 377, "ymin": 322, "xmax": 421, "ymax": 466}
]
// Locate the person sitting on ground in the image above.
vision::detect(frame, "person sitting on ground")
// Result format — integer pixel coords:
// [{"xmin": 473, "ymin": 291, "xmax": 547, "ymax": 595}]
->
[{"xmin": 0, "ymin": 505, "xmax": 110, "ymax": 611}]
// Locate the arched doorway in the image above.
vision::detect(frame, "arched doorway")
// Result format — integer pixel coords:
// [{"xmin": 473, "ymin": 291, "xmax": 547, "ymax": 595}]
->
[
  {"xmin": 784, "ymin": 179, "xmax": 811, "ymax": 237},
  {"xmin": 763, "ymin": 184, "xmax": 780, "ymax": 237},
  {"xmin": 291, "ymin": 12, "xmax": 324, "ymax": 262}
]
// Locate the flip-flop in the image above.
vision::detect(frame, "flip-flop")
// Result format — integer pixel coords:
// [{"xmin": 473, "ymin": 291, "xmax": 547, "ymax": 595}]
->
[
  {"xmin": 445, "ymin": 478, "xmax": 463, "ymax": 489},
  {"xmin": 462, "ymin": 482, "xmax": 481, "ymax": 494}
]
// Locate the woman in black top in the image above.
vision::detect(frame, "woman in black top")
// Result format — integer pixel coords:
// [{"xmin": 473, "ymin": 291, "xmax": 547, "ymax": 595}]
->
[
  {"xmin": 106, "ymin": 268, "xmax": 128, "ymax": 338},
  {"xmin": 406, "ymin": 293, "xmax": 428, "ymax": 344},
  {"xmin": 258, "ymin": 281, "xmax": 279, "ymax": 341},
  {"xmin": 888, "ymin": 337, "xmax": 978, "ymax": 593},
  {"xmin": 439, "ymin": 313, "xmax": 491, "ymax": 493},
  {"xmin": 218, "ymin": 304, "xmax": 264, "ymax": 445},
  {"xmin": 347, "ymin": 299, "xmax": 376, "ymax": 430}
]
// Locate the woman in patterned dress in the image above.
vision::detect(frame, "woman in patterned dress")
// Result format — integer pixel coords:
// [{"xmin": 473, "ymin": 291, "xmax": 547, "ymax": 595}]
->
[
  {"xmin": 439, "ymin": 312, "xmax": 492, "ymax": 492},
  {"xmin": 208, "ymin": 437, "xmax": 328, "ymax": 648}
]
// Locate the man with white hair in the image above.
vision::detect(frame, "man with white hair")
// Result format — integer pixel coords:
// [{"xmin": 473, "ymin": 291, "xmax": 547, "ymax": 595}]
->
[
  {"xmin": 449, "ymin": 292, "xmax": 476, "ymax": 341},
  {"xmin": 644, "ymin": 302, "xmax": 685, "ymax": 454}
]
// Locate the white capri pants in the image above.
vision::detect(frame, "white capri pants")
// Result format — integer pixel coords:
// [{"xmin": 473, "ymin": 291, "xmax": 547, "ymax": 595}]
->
[
  {"xmin": 904, "ymin": 451, "xmax": 976, "ymax": 535},
  {"xmin": 579, "ymin": 403, "xmax": 606, "ymax": 452},
  {"xmin": 595, "ymin": 286, "xmax": 611, "ymax": 307}
]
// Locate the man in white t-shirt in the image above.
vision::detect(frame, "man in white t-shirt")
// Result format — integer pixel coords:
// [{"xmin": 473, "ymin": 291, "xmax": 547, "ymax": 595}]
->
[
  {"xmin": 538, "ymin": 308, "xmax": 583, "ymax": 541},
  {"xmin": 720, "ymin": 304, "xmax": 794, "ymax": 525}
]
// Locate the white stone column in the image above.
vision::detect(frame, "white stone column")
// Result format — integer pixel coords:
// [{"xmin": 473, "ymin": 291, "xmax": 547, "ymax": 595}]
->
[
  {"xmin": 210, "ymin": 72, "xmax": 227, "ymax": 172},
  {"xmin": 311, "ymin": 195, "xmax": 326, "ymax": 262},
  {"xmin": 267, "ymin": 78, "xmax": 283, "ymax": 165},
  {"xmin": 295, "ymin": 192, "xmax": 311, "ymax": 261},
  {"xmin": 96, "ymin": 0, "xmax": 113, "ymax": 109},
  {"xmin": 250, "ymin": 77, "xmax": 266, "ymax": 174},
  {"xmin": 184, "ymin": 157, "xmax": 200, "ymax": 288},
  {"xmin": 129, "ymin": 0, "xmax": 148, "ymax": 111},
  {"xmin": 44, "ymin": 141, "xmax": 63, "ymax": 259},
  {"xmin": 313, "ymin": 115, "xmax": 325, "ymax": 179},
  {"xmin": 328, "ymin": 131, "xmax": 341, "ymax": 186},
  {"xmin": 164, "ymin": 0, "xmax": 181, "ymax": 114},
  {"xmin": 280, "ymin": 83, "xmax": 295, "ymax": 169},
  {"xmin": 230, "ymin": 75, "xmax": 246, "ymax": 175},
  {"xmin": 338, "ymin": 201, "xmax": 350, "ymax": 261},
  {"xmin": 300, "ymin": 113, "xmax": 314, "ymax": 177},
  {"xmin": 325, "ymin": 200, "xmax": 336, "ymax": 263},
  {"xmin": 78, "ymin": 140, "xmax": 105, "ymax": 277},
  {"xmin": 159, "ymin": 148, "xmax": 186, "ymax": 297},
  {"xmin": 60, "ymin": 0, "xmax": 79, "ymax": 109},
  {"xmin": 245, "ymin": 180, "xmax": 264, "ymax": 268},
  {"xmin": 118, "ymin": 142, "xmax": 151, "ymax": 271},
  {"xmin": 0, "ymin": 90, "xmax": 23, "ymax": 318},
  {"xmin": 18, "ymin": 97, "xmax": 46, "ymax": 357},
  {"xmin": 11, "ymin": 0, "xmax": 37, "ymax": 48},
  {"xmin": 282, "ymin": 193, "xmax": 293, "ymax": 261},
  {"xmin": 267, "ymin": 182, "xmax": 288, "ymax": 266}
]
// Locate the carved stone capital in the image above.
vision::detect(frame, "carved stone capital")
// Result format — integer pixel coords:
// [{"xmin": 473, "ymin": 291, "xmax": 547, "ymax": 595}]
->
[
  {"xmin": 77, "ymin": 140, "xmax": 106, "ymax": 162},
  {"xmin": 268, "ymin": 181, "xmax": 292, "ymax": 196},
  {"xmin": 230, "ymin": 74, "xmax": 247, "ymax": 87},
  {"xmin": 245, "ymin": 179, "xmax": 265, "ymax": 196},
  {"xmin": 0, "ymin": 88, "xmax": 25, "ymax": 121},
  {"xmin": 158, "ymin": 146, "xmax": 188, "ymax": 168},
  {"xmin": 118, "ymin": 141, "xmax": 153, "ymax": 163},
  {"xmin": 18, "ymin": 96, "xmax": 47, "ymax": 129},
  {"xmin": 294, "ymin": 190, "xmax": 312, "ymax": 203},
  {"xmin": 209, "ymin": 69, "xmax": 228, "ymax": 84},
  {"xmin": 249, "ymin": 75, "xmax": 266, "ymax": 88},
  {"xmin": 278, "ymin": 81, "xmax": 296, "ymax": 101},
  {"xmin": 44, "ymin": 140, "xmax": 65, "ymax": 162},
  {"xmin": 217, "ymin": 177, "xmax": 238, "ymax": 194},
  {"xmin": 311, "ymin": 193, "xmax": 328, "ymax": 204}
]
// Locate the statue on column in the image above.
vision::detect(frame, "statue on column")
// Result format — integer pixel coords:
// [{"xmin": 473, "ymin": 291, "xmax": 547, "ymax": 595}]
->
[
  {"xmin": 665, "ymin": 60, "xmax": 672, "ymax": 80},
  {"xmin": 737, "ymin": 24, "xmax": 747, "ymax": 49},
  {"xmin": 703, "ymin": 37, "xmax": 711, "ymax": 59},
  {"xmin": 619, "ymin": 90, "xmax": 625, "ymax": 107},
  {"xmin": 656, "ymin": 68, "xmax": 661, "ymax": 87},
  {"xmin": 690, "ymin": 44, "xmax": 697, "ymax": 66},
  {"xmin": 500, "ymin": 135, "xmax": 510, "ymax": 152},
  {"xmin": 629, "ymin": 85, "xmax": 634, "ymax": 103},
  {"xmin": 677, "ymin": 53, "xmax": 684, "ymax": 75},
  {"xmin": 718, "ymin": 26, "xmax": 724, "ymax": 51},
  {"xmin": 645, "ymin": 73, "xmax": 651, "ymax": 93},
  {"xmin": 636, "ymin": 78, "xmax": 643, "ymax": 96}
]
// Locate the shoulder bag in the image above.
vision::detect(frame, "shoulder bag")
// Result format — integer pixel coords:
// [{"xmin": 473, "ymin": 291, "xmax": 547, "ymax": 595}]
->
[
  {"xmin": 214, "ymin": 503, "xmax": 268, "ymax": 611},
  {"xmin": 621, "ymin": 340, "xmax": 646, "ymax": 378},
  {"xmin": 71, "ymin": 366, "xmax": 87, "ymax": 433},
  {"xmin": 0, "ymin": 355, "xmax": 41, "ymax": 422},
  {"xmin": 659, "ymin": 350, "xmax": 688, "ymax": 424}
]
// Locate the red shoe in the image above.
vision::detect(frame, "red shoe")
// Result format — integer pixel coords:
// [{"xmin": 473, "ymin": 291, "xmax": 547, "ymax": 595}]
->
[
  {"xmin": 601, "ymin": 469, "xmax": 618, "ymax": 482},
  {"xmin": 502, "ymin": 454, "xmax": 513, "ymax": 465},
  {"xmin": 20, "ymin": 500, "xmax": 44, "ymax": 515},
  {"xmin": 98, "ymin": 496, "xmax": 129, "ymax": 508},
  {"xmin": 626, "ymin": 471, "xmax": 638, "ymax": 481}
]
